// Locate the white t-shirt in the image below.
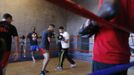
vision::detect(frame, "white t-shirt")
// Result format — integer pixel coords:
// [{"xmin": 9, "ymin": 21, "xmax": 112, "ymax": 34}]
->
[{"xmin": 60, "ymin": 31, "xmax": 70, "ymax": 49}]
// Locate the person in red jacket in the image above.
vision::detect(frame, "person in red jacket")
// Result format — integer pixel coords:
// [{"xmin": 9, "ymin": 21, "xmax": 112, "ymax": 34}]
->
[{"xmin": 88, "ymin": 0, "xmax": 134, "ymax": 75}]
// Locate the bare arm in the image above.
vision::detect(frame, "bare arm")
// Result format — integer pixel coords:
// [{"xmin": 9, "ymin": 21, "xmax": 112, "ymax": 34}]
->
[
  {"xmin": 13, "ymin": 36, "xmax": 19, "ymax": 61},
  {"xmin": 14, "ymin": 36, "xmax": 19, "ymax": 52},
  {"xmin": 48, "ymin": 37, "xmax": 51, "ymax": 43},
  {"xmin": 11, "ymin": 26, "xmax": 19, "ymax": 61}
]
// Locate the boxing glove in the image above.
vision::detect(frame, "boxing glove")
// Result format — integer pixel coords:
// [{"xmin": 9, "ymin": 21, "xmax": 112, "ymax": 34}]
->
[
  {"xmin": 79, "ymin": 19, "xmax": 99, "ymax": 38},
  {"xmin": 57, "ymin": 35, "xmax": 64, "ymax": 40}
]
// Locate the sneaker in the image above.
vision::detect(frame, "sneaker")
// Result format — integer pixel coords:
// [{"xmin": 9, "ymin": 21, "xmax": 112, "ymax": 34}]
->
[
  {"xmin": 70, "ymin": 64, "xmax": 76, "ymax": 68},
  {"xmin": 55, "ymin": 66, "xmax": 63, "ymax": 71},
  {"xmin": 40, "ymin": 71, "xmax": 45, "ymax": 75},
  {"xmin": 32, "ymin": 59, "xmax": 36, "ymax": 63}
]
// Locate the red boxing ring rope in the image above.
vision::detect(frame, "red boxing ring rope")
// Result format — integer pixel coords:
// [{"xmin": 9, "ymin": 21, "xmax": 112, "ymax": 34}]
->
[{"xmin": 46, "ymin": 0, "xmax": 134, "ymax": 33}]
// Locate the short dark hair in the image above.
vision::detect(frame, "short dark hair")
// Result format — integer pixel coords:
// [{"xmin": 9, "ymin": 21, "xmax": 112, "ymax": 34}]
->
[
  {"xmin": 49, "ymin": 24, "xmax": 55, "ymax": 28},
  {"xmin": 59, "ymin": 26, "xmax": 64, "ymax": 29},
  {"xmin": 3, "ymin": 13, "xmax": 12, "ymax": 19}
]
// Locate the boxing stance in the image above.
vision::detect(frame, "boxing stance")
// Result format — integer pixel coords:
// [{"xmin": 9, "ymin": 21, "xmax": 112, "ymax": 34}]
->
[
  {"xmin": 39, "ymin": 24, "xmax": 55, "ymax": 75},
  {"xmin": 27, "ymin": 27, "xmax": 39, "ymax": 63},
  {"xmin": 0, "ymin": 13, "xmax": 19, "ymax": 75},
  {"xmin": 55, "ymin": 26, "xmax": 76, "ymax": 71}
]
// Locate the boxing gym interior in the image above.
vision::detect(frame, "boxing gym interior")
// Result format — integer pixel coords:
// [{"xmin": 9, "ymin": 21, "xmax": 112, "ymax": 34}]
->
[{"xmin": 0, "ymin": 0, "xmax": 134, "ymax": 75}]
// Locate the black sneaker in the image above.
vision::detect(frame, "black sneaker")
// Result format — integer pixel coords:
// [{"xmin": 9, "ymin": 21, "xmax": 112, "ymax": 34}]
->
[{"xmin": 40, "ymin": 71, "xmax": 45, "ymax": 75}]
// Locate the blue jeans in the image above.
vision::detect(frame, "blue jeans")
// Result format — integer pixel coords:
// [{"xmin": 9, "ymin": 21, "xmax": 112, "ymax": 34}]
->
[{"xmin": 92, "ymin": 61, "xmax": 128, "ymax": 75}]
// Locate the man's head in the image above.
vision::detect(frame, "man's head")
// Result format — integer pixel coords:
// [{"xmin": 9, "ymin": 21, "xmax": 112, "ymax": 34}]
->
[
  {"xmin": 3, "ymin": 13, "xmax": 13, "ymax": 23},
  {"xmin": 58, "ymin": 26, "xmax": 64, "ymax": 33},
  {"xmin": 32, "ymin": 26, "xmax": 36, "ymax": 32},
  {"xmin": 48, "ymin": 24, "xmax": 55, "ymax": 31}
]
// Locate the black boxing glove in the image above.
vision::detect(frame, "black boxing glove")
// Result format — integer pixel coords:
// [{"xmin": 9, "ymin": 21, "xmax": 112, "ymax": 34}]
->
[
  {"xmin": 57, "ymin": 35, "xmax": 64, "ymax": 40},
  {"xmin": 79, "ymin": 19, "xmax": 99, "ymax": 38}
]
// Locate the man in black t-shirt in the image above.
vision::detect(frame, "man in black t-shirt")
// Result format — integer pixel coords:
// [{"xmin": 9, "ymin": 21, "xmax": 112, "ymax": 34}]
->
[
  {"xmin": 0, "ymin": 13, "xmax": 19, "ymax": 75},
  {"xmin": 27, "ymin": 27, "xmax": 39, "ymax": 63}
]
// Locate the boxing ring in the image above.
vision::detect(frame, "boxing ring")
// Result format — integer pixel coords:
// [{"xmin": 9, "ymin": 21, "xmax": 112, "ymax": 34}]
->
[{"xmin": 45, "ymin": 0, "xmax": 134, "ymax": 75}]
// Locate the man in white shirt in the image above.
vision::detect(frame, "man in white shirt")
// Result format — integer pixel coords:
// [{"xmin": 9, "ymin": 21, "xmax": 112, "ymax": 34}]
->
[{"xmin": 56, "ymin": 26, "xmax": 76, "ymax": 71}]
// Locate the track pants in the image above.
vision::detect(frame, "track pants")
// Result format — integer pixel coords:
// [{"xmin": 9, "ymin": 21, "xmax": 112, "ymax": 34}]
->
[{"xmin": 58, "ymin": 48, "xmax": 75, "ymax": 67}]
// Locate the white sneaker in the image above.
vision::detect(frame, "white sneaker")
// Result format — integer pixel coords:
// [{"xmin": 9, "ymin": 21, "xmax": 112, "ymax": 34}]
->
[
  {"xmin": 40, "ymin": 71, "xmax": 45, "ymax": 75},
  {"xmin": 32, "ymin": 56, "xmax": 36, "ymax": 63},
  {"xmin": 55, "ymin": 66, "xmax": 63, "ymax": 71},
  {"xmin": 70, "ymin": 64, "xmax": 76, "ymax": 68},
  {"xmin": 32, "ymin": 59, "xmax": 36, "ymax": 64}
]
